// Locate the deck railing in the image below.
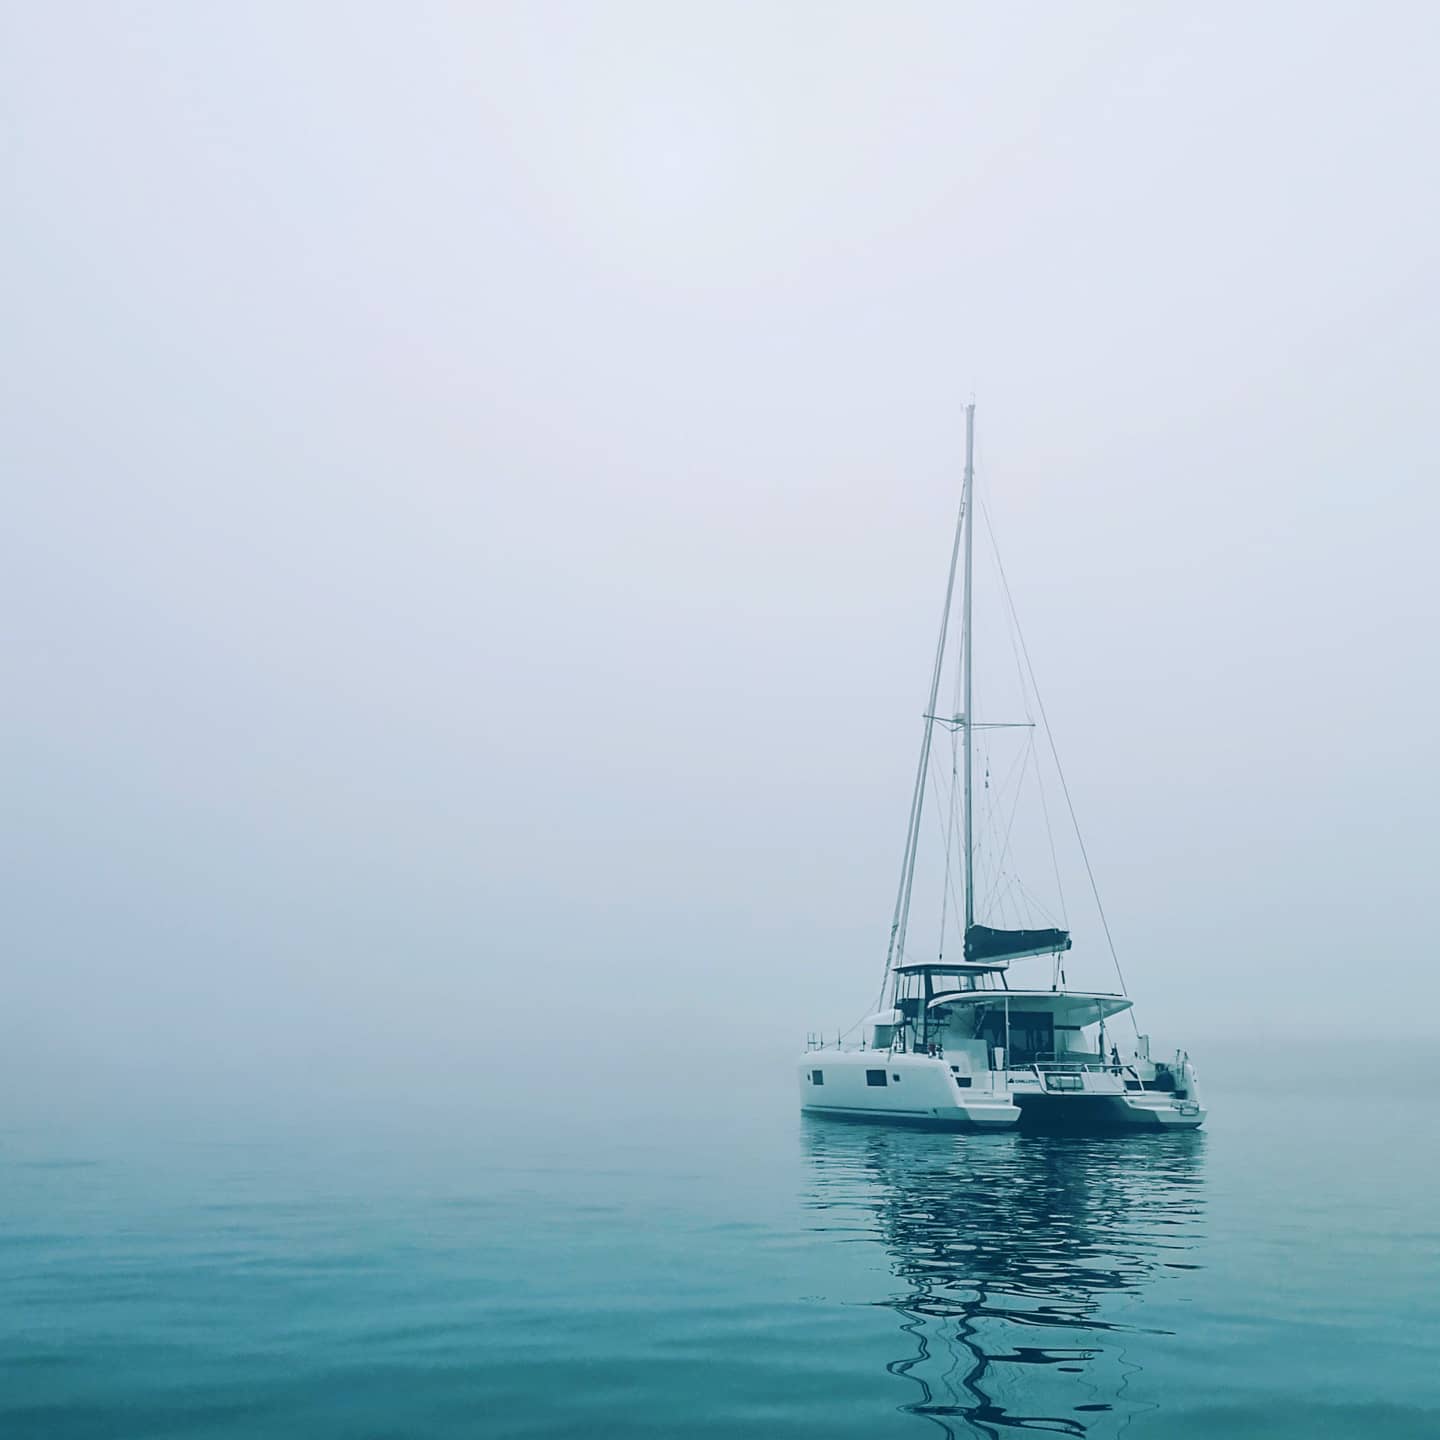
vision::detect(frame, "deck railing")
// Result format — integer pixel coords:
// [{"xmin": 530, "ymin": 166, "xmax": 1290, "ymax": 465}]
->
[{"xmin": 1017, "ymin": 1062, "xmax": 1146, "ymax": 1091}]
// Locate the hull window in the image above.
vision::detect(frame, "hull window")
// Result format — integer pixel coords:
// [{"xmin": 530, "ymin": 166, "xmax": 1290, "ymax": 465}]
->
[
  {"xmin": 866, "ymin": 1070, "xmax": 888, "ymax": 1087},
  {"xmin": 810, "ymin": 1070, "xmax": 824, "ymax": 1085}
]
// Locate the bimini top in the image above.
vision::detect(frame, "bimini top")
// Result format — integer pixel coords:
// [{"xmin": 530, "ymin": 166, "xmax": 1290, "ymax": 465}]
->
[
  {"xmin": 894, "ymin": 958, "xmax": 1011, "ymax": 975},
  {"xmin": 927, "ymin": 989, "xmax": 1133, "ymax": 1025}
]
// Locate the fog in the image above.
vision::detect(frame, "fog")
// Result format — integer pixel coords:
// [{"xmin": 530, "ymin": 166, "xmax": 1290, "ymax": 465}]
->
[{"xmin": 4, "ymin": 3, "xmax": 1437, "ymax": 1110}]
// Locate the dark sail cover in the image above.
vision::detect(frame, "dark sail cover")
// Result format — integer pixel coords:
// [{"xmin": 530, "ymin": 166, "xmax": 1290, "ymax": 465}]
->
[{"xmin": 965, "ymin": 924, "xmax": 1072, "ymax": 963}]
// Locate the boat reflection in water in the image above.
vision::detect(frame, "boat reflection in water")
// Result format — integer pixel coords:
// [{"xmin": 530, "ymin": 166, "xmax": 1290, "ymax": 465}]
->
[{"xmin": 804, "ymin": 1121, "xmax": 1206, "ymax": 1438}]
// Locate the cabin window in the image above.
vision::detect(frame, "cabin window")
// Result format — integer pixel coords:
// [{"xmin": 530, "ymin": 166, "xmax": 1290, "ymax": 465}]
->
[
  {"xmin": 811, "ymin": 1070, "xmax": 824, "ymax": 1085},
  {"xmin": 866, "ymin": 1069, "xmax": 888, "ymax": 1087},
  {"xmin": 982, "ymin": 1010, "xmax": 1056, "ymax": 1064}
]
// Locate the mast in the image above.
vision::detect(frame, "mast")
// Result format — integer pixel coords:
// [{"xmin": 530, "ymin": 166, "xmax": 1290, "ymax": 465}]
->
[
  {"xmin": 882, "ymin": 402, "xmax": 973, "ymax": 999},
  {"xmin": 961, "ymin": 401, "xmax": 976, "ymax": 931},
  {"xmin": 882, "ymin": 400, "xmax": 1074, "ymax": 992}
]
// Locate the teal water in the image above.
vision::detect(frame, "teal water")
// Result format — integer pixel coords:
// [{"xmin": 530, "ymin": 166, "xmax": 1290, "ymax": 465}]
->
[{"xmin": 4, "ymin": 1071, "xmax": 1437, "ymax": 1439}]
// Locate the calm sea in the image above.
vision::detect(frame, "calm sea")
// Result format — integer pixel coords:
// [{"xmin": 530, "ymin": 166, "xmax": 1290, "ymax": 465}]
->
[{"xmin": 4, "ymin": 1058, "xmax": 1437, "ymax": 1439}]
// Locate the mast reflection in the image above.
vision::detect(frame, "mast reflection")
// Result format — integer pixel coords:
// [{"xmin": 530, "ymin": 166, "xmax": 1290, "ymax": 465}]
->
[{"xmin": 803, "ymin": 1122, "xmax": 1206, "ymax": 1438}]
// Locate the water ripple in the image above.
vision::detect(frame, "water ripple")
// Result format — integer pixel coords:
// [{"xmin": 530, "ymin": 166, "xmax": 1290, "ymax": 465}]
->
[{"xmin": 802, "ymin": 1123, "xmax": 1207, "ymax": 1438}]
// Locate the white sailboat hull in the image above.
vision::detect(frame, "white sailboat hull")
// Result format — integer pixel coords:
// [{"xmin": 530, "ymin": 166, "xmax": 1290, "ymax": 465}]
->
[
  {"xmin": 1007, "ymin": 1060, "xmax": 1206, "ymax": 1130},
  {"xmin": 1010, "ymin": 1090, "xmax": 1206, "ymax": 1130},
  {"xmin": 797, "ymin": 1049, "xmax": 1206, "ymax": 1133},
  {"xmin": 798, "ymin": 1051, "xmax": 1020, "ymax": 1129}
]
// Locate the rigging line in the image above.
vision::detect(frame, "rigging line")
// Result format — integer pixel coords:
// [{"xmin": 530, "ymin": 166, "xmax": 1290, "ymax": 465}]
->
[
  {"xmin": 924, "ymin": 758, "xmax": 966, "ymax": 947},
  {"xmin": 834, "ymin": 998, "xmax": 887, "ymax": 1043},
  {"xmin": 980, "ymin": 732, "xmax": 1034, "ymax": 905},
  {"xmin": 975, "ymin": 732, "xmax": 1035, "ymax": 915},
  {"xmin": 883, "ymin": 475, "xmax": 972, "ymax": 1005},
  {"xmin": 981, "ymin": 496, "xmax": 1037, "ymax": 728},
  {"xmin": 1009, "ymin": 872, "xmax": 1061, "ymax": 928},
  {"xmin": 937, "ymin": 710, "xmax": 961, "ymax": 958},
  {"xmin": 981, "ymin": 497, "xmax": 1067, "ymax": 927},
  {"xmin": 976, "ymin": 711, "xmax": 1030, "ymax": 821},
  {"xmin": 893, "ymin": 757, "xmax": 958, "ymax": 970},
  {"xmin": 980, "ymin": 500, "xmax": 1133, "ymax": 1004},
  {"xmin": 1031, "ymin": 725, "xmax": 1070, "ymax": 927},
  {"xmin": 979, "ymin": 767, "xmax": 1029, "ymax": 920},
  {"xmin": 941, "ymin": 604, "xmax": 965, "ymax": 956},
  {"xmin": 986, "ymin": 865, "xmax": 1026, "ymax": 927},
  {"xmin": 876, "ymin": 744, "xmax": 929, "ymax": 1013}
]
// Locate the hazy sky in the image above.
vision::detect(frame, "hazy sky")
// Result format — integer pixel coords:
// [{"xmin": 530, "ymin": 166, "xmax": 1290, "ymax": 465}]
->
[{"xmin": 4, "ymin": 3, "xmax": 1437, "ymax": 1102}]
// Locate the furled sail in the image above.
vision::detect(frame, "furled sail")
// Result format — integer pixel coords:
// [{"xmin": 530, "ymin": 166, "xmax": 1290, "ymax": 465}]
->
[{"xmin": 964, "ymin": 924, "xmax": 1071, "ymax": 964}]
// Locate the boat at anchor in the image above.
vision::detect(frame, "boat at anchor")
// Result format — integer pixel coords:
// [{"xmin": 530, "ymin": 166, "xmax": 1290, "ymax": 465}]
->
[{"xmin": 800, "ymin": 404, "xmax": 1204, "ymax": 1132}]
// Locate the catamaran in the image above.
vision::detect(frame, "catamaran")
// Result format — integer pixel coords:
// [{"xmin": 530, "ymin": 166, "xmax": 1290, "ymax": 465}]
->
[{"xmin": 799, "ymin": 404, "xmax": 1204, "ymax": 1131}]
